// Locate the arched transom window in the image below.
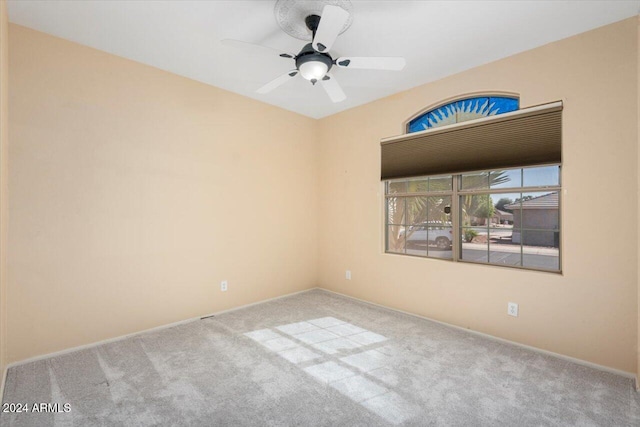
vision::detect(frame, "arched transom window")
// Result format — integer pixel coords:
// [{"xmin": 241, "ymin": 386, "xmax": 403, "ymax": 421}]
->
[{"xmin": 407, "ymin": 96, "xmax": 519, "ymax": 133}]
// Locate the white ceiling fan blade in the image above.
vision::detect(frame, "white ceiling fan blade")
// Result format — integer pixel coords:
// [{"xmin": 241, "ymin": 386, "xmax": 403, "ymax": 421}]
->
[
  {"xmin": 312, "ymin": 5, "xmax": 349, "ymax": 53},
  {"xmin": 320, "ymin": 73, "xmax": 346, "ymax": 103},
  {"xmin": 336, "ymin": 57, "xmax": 406, "ymax": 71},
  {"xmin": 221, "ymin": 39, "xmax": 295, "ymax": 59},
  {"xmin": 256, "ymin": 70, "xmax": 298, "ymax": 94}
]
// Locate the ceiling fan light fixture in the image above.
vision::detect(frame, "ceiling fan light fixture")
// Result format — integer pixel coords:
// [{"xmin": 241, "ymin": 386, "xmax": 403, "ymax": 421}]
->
[{"xmin": 299, "ymin": 60, "xmax": 329, "ymax": 81}]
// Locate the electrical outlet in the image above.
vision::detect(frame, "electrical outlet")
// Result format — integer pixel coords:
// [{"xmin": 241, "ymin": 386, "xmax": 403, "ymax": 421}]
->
[
  {"xmin": 508, "ymin": 302, "xmax": 518, "ymax": 317},
  {"xmin": 221, "ymin": 281, "xmax": 228, "ymax": 292},
  {"xmin": 346, "ymin": 270, "xmax": 351, "ymax": 280}
]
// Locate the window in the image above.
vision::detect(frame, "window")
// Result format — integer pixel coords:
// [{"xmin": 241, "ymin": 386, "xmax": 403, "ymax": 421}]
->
[
  {"xmin": 386, "ymin": 176, "xmax": 454, "ymax": 260},
  {"xmin": 384, "ymin": 98, "xmax": 562, "ymax": 272},
  {"xmin": 385, "ymin": 165, "xmax": 561, "ymax": 272},
  {"xmin": 407, "ymin": 96, "xmax": 519, "ymax": 133}
]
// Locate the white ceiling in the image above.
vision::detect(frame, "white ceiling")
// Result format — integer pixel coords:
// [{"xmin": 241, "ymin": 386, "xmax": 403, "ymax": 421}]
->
[{"xmin": 7, "ymin": 0, "xmax": 640, "ymax": 119}]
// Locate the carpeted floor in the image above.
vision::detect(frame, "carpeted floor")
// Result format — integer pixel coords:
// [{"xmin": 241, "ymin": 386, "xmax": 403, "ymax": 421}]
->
[{"xmin": 1, "ymin": 289, "xmax": 639, "ymax": 426}]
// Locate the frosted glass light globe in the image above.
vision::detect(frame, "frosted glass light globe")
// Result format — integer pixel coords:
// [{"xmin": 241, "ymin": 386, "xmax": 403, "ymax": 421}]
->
[{"xmin": 299, "ymin": 60, "xmax": 328, "ymax": 81}]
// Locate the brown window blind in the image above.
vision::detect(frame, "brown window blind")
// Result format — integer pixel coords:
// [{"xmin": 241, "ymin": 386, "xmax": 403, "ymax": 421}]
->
[{"xmin": 381, "ymin": 101, "xmax": 562, "ymax": 180}]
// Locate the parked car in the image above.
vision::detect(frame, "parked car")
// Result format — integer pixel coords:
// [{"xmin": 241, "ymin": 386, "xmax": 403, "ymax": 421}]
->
[{"xmin": 399, "ymin": 221, "xmax": 453, "ymax": 249}]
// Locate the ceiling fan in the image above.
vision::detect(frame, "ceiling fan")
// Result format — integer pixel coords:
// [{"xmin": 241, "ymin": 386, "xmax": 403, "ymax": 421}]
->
[{"xmin": 222, "ymin": 0, "xmax": 406, "ymax": 103}]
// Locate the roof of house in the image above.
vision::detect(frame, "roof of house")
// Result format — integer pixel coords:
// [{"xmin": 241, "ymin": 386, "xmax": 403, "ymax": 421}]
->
[
  {"xmin": 505, "ymin": 192, "xmax": 558, "ymax": 210},
  {"xmin": 493, "ymin": 209, "xmax": 514, "ymax": 218}
]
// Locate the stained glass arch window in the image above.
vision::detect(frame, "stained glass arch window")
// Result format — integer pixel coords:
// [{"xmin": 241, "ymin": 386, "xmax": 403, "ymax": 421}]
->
[{"xmin": 407, "ymin": 96, "xmax": 519, "ymax": 134}]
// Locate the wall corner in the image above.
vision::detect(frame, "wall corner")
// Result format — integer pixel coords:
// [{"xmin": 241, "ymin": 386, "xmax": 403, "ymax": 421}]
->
[{"xmin": 0, "ymin": 0, "xmax": 9, "ymax": 390}]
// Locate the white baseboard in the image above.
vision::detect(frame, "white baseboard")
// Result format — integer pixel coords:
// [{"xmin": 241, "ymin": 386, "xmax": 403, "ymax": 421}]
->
[
  {"xmin": 316, "ymin": 288, "xmax": 638, "ymax": 383},
  {"xmin": 4, "ymin": 287, "xmax": 316, "ymax": 371}
]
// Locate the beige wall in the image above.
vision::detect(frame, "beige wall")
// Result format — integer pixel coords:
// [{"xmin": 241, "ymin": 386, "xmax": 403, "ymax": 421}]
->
[
  {"xmin": 4, "ymin": 16, "xmax": 640, "ymax": 379},
  {"xmin": 7, "ymin": 24, "xmax": 318, "ymax": 363},
  {"xmin": 0, "ymin": 0, "xmax": 8, "ymax": 377},
  {"xmin": 318, "ymin": 18, "xmax": 639, "ymax": 374}
]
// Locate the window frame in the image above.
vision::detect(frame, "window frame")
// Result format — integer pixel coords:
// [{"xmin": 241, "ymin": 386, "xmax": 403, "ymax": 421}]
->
[{"xmin": 384, "ymin": 164, "xmax": 562, "ymax": 273}]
